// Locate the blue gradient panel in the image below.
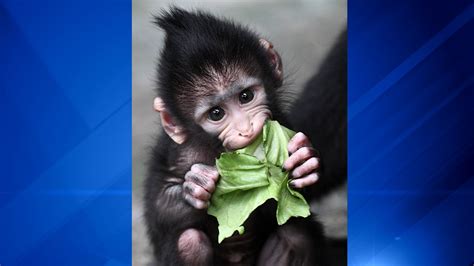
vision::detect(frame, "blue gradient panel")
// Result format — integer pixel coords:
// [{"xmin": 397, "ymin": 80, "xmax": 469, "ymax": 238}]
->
[
  {"xmin": 349, "ymin": 1, "xmax": 474, "ymax": 266},
  {"xmin": 0, "ymin": 1, "xmax": 131, "ymax": 266}
]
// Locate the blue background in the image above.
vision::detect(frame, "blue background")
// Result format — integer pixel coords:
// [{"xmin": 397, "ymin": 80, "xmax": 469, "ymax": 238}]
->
[
  {"xmin": 0, "ymin": 0, "xmax": 131, "ymax": 265},
  {"xmin": 0, "ymin": 0, "xmax": 473, "ymax": 265},
  {"xmin": 349, "ymin": 1, "xmax": 474, "ymax": 265}
]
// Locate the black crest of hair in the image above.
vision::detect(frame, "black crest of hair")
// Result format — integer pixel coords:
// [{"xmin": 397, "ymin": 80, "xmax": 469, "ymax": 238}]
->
[{"xmin": 153, "ymin": 7, "xmax": 284, "ymax": 127}]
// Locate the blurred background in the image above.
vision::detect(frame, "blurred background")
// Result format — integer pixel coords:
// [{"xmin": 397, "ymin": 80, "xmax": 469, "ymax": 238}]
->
[{"xmin": 133, "ymin": 0, "xmax": 346, "ymax": 265}]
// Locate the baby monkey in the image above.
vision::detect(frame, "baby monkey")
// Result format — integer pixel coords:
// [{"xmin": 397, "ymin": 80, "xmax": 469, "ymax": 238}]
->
[{"xmin": 145, "ymin": 7, "xmax": 322, "ymax": 265}]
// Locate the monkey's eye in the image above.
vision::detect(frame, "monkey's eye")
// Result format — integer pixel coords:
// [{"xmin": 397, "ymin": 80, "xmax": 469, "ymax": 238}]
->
[
  {"xmin": 239, "ymin": 89, "xmax": 254, "ymax": 104},
  {"xmin": 208, "ymin": 106, "xmax": 225, "ymax": 121}
]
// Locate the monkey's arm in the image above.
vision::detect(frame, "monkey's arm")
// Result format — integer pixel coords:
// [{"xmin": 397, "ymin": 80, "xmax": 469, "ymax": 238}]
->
[
  {"xmin": 144, "ymin": 178, "xmax": 207, "ymax": 265},
  {"xmin": 144, "ymin": 141, "xmax": 208, "ymax": 233},
  {"xmin": 144, "ymin": 138, "xmax": 209, "ymax": 264},
  {"xmin": 145, "ymin": 175, "xmax": 206, "ymax": 230},
  {"xmin": 145, "ymin": 136, "xmax": 206, "ymax": 246}
]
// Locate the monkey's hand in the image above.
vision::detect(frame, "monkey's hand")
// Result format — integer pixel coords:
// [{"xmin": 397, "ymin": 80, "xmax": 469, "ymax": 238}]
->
[
  {"xmin": 183, "ymin": 163, "xmax": 219, "ymax": 209},
  {"xmin": 283, "ymin": 132, "xmax": 320, "ymax": 189}
]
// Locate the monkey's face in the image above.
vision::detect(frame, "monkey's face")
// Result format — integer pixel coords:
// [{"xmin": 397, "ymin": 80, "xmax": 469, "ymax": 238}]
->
[
  {"xmin": 154, "ymin": 31, "xmax": 283, "ymax": 148},
  {"xmin": 196, "ymin": 82, "xmax": 271, "ymax": 150}
]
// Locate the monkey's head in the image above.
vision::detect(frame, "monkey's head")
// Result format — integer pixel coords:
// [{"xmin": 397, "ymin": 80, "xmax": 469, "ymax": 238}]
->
[{"xmin": 153, "ymin": 7, "xmax": 284, "ymax": 150}]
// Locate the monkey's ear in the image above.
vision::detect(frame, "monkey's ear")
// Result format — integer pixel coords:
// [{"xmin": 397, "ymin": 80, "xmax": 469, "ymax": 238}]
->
[
  {"xmin": 154, "ymin": 97, "xmax": 187, "ymax": 144},
  {"xmin": 259, "ymin": 39, "xmax": 283, "ymax": 82}
]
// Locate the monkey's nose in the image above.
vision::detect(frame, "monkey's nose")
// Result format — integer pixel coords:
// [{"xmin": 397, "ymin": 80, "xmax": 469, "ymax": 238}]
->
[{"xmin": 238, "ymin": 123, "xmax": 254, "ymax": 137}]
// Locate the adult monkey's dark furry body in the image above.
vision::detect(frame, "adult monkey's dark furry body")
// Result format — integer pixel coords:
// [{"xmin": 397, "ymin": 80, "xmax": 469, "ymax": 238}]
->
[
  {"xmin": 292, "ymin": 31, "xmax": 347, "ymax": 200},
  {"xmin": 144, "ymin": 7, "xmax": 346, "ymax": 266}
]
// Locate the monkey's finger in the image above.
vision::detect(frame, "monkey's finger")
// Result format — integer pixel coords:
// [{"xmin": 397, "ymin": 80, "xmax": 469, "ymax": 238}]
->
[
  {"xmin": 190, "ymin": 164, "xmax": 220, "ymax": 182},
  {"xmin": 291, "ymin": 157, "xmax": 319, "ymax": 178},
  {"xmin": 185, "ymin": 170, "xmax": 216, "ymax": 193},
  {"xmin": 289, "ymin": 172, "xmax": 319, "ymax": 189},
  {"xmin": 183, "ymin": 193, "xmax": 209, "ymax": 210},
  {"xmin": 283, "ymin": 147, "xmax": 316, "ymax": 171},
  {"xmin": 287, "ymin": 132, "xmax": 312, "ymax": 154},
  {"xmin": 183, "ymin": 181, "xmax": 211, "ymax": 201}
]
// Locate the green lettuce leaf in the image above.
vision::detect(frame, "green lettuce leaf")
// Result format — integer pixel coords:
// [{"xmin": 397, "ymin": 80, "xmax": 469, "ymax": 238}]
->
[{"xmin": 208, "ymin": 120, "xmax": 310, "ymax": 243}]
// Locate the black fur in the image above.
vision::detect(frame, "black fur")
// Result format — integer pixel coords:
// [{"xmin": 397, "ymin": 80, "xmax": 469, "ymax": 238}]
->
[
  {"xmin": 290, "ymin": 31, "xmax": 347, "ymax": 200},
  {"xmin": 144, "ymin": 129, "xmax": 222, "ymax": 265}
]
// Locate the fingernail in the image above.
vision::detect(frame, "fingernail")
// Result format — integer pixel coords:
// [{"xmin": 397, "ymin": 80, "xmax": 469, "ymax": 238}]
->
[{"xmin": 289, "ymin": 181, "xmax": 296, "ymax": 189}]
